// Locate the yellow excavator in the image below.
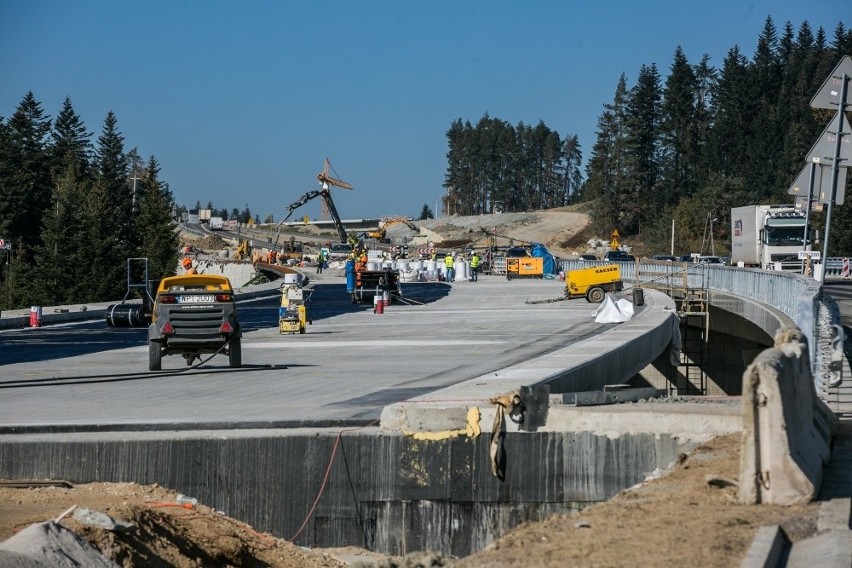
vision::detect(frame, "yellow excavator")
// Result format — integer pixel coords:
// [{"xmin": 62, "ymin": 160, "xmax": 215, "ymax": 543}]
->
[{"xmin": 367, "ymin": 216, "xmax": 417, "ymax": 242}]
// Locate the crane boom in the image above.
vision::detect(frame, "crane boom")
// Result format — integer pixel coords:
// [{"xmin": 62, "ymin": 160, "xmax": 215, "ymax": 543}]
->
[{"xmin": 317, "ymin": 158, "xmax": 353, "ymax": 190}]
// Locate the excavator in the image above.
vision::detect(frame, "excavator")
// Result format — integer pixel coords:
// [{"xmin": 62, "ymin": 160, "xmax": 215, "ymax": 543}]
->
[
  {"xmin": 366, "ymin": 216, "xmax": 418, "ymax": 242},
  {"xmin": 275, "ymin": 158, "xmax": 358, "ymax": 252}
]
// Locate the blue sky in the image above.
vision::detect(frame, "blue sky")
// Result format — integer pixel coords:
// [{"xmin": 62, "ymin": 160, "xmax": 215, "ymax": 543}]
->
[{"xmin": 1, "ymin": 1, "xmax": 848, "ymax": 222}]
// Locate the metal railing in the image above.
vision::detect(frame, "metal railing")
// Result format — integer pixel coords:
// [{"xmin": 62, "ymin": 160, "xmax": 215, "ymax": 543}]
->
[{"xmin": 555, "ymin": 259, "xmax": 842, "ymax": 400}]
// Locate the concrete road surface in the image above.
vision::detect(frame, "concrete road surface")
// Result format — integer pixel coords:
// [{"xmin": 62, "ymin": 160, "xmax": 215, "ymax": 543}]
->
[{"xmin": 0, "ymin": 276, "xmax": 615, "ymax": 430}]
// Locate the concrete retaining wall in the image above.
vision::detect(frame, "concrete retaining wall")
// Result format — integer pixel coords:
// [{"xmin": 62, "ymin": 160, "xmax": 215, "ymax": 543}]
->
[{"xmin": 0, "ymin": 428, "xmax": 692, "ymax": 556}]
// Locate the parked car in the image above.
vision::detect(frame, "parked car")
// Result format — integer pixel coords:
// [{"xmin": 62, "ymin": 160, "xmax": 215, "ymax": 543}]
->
[
  {"xmin": 698, "ymin": 255, "xmax": 725, "ymax": 264},
  {"xmin": 651, "ymin": 254, "xmax": 676, "ymax": 262},
  {"xmin": 603, "ymin": 250, "xmax": 635, "ymax": 262},
  {"xmin": 578, "ymin": 254, "xmax": 599, "ymax": 262}
]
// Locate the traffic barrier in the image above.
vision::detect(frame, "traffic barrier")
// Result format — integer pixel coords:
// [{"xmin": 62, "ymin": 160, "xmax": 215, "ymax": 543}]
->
[
  {"xmin": 844, "ymin": 257, "xmax": 850, "ymax": 279},
  {"xmin": 29, "ymin": 306, "xmax": 41, "ymax": 328},
  {"xmin": 739, "ymin": 326, "xmax": 837, "ymax": 505}
]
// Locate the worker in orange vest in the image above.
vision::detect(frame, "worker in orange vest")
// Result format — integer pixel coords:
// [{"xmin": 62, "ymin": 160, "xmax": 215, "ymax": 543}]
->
[{"xmin": 182, "ymin": 257, "xmax": 197, "ymax": 275}]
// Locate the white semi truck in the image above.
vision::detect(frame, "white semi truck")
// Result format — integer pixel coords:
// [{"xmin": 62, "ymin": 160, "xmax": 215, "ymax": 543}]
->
[{"xmin": 730, "ymin": 204, "xmax": 808, "ymax": 271}]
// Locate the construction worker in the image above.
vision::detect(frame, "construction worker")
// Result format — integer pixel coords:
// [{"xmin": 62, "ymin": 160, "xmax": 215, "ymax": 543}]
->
[
  {"xmin": 444, "ymin": 252, "xmax": 455, "ymax": 282},
  {"xmin": 354, "ymin": 252, "xmax": 367, "ymax": 288},
  {"xmin": 470, "ymin": 251, "xmax": 480, "ymax": 282},
  {"xmin": 182, "ymin": 257, "xmax": 197, "ymax": 275},
  {"xmin": 316, "ymin": 249, "xmax": 326, "ymax": 274}
]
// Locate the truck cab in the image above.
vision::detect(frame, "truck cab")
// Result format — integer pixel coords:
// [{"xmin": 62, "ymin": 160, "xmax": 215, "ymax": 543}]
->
[{"xmin": 731, "ymin": 205, "xmax": 809, "ymax": 271}]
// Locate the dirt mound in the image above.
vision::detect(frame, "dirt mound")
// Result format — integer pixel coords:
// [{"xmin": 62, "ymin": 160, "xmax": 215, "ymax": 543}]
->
[
  {"xmin": 0, "ymin": 482, "xmax": 346, "ymax": 568},
  {"xmin": 416, "ymin": 210, "xmax": 591, "ymax": 257}
]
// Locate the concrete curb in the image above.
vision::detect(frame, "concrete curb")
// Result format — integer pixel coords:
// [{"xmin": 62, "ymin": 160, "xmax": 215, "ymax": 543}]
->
[{"xmin": 740, "ymin": 525, "xmax": 790, "ymax": 568}]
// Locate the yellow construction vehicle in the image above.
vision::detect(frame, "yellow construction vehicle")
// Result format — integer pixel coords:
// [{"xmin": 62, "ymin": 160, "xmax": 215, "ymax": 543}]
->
[
  {"xmin": 565, "ymin": 264, "xmax": 623, "ymax": 303},
  {"xmin": 279, "ymin": 284, "xmax": 312, "ymax": 334},
  {"xmin": 235, "ymin": 240, "xmax": 251, "ymax": 260}
]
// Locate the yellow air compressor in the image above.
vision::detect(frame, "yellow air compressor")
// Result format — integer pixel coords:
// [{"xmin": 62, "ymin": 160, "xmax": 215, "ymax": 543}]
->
[
  {"xmin": 506, "ymin": 256, "xmax": 544, "ymax": 279},
  {"xmin": 565, "ymin": 264, "xmax": 623, "ymax": 303},
  {"xmin": 279, "ymin": 284, "xmax": 311, "ymax": 334}
]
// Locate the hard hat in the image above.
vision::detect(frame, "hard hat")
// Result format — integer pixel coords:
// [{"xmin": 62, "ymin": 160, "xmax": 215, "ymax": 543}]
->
[{"xmin": 182, "ymin": 257, "xmax": 192, "ymax": 268}]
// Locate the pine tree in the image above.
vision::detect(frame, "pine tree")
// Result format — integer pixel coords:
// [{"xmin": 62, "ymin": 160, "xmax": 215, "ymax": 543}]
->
[
  {"xmin": 584, "ymin": 74, "xmax": 631, "ymax": 233},
  {"xmin": 562, "ymin": 135, "xmax": 582, "ymax": 204},
  {"xmin": 88, "ymin": 111, "xmax": 131, "ymax": 300},
  {"xmin": 33, "ymin": 162, "xmax": 90, "ymax": 304},
  {"xmin": 625, "ymin": 63, "xmax": 662, "ymax": 234},
  {"xmin": 135, "ymin": 155, "xmax": 179, "ymax": 285},
  {"xmin": 419, "ymin": 204, "xmax": 434, "ymax": 220},
  {"xmin": 706, "ymin": 46, "xmax": 754, "ymax": 181},
  {"xmin": 660, "ymin": 47, "xmax": 699, "ymax": 207},
  {"xmin": 50, "ymin": 97, "xmax": 92, "ymax": 181},
  {"xmin": 0, "ymin": 92, "xmax": 52, "ymax": 250}
]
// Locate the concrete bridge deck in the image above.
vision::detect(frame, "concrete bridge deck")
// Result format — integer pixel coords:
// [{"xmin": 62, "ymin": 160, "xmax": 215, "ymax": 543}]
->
[{"xmin": 0, "ymin": 274, "xmax": 677, "ymax": 432}]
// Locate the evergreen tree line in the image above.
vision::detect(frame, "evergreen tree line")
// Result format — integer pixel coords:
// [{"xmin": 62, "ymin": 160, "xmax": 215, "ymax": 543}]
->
[
  {"xmin": 188, "ymin": 201, "xmax": 257, "ymax": 225},
  {"xmin": 443, "ymin": 17, "xmax": 852, "ymax": 256},
  {"xmin": 581, "ymin": 17, "xmax": 852, "ymax": 255},
  {"xmin": 0, "ymin": 92, "xmax": 179, "ymax": 310},
  {"xmin": 443, "ymin": 115, "xmax": 582, "ymax": 215}
]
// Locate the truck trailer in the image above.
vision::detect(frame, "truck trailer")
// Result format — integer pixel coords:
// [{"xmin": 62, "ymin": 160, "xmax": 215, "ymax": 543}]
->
[{"xmin": 730, "ymin": 205, "xmax": 808, "ymax": 271}]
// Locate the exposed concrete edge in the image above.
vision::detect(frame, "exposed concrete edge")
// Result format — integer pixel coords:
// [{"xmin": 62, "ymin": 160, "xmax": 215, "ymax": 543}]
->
[
  {"xmin": 540, "ymin": 401, "xmax": 742, "ymax": 442},
  {"xmin": 380, "ymin": 290, "xmax": 678, "ymax": 433},
  {"xmin": 740, "ymin": 525, "xmax": 790, "ymax": 568},
  {"xmin": 786, "ymin": 530, "xmax": 852, "ymax": 567},
  {"xmin": 819, "ymin": 498, "xmax": 852, "ymax": 532}
]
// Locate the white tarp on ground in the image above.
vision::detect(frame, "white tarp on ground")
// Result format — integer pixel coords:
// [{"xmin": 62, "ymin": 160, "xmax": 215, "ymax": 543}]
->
[
  {"xmin": 592, "ymin": 294, "xmax": 635, "ymax": 323},
  {"xmin": 0, "ymin": 521, "xmax": 118, "ymax": 567}
]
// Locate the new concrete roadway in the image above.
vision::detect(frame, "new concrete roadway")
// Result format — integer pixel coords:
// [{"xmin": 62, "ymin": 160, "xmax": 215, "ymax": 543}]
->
[{"xmin": 0, "ymin": 274, "xmax": 628, "ymax": 430}]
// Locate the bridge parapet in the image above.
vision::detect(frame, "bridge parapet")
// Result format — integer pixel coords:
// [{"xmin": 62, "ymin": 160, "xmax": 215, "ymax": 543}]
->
[{"xmin": 557, "ymin": 260, "xmax": 846, "ymax": 409}]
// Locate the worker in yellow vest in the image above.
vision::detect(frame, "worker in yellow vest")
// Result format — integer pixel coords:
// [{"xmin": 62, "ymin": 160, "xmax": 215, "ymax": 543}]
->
[
  {"xmin": 470, "ymin": 251, "xmax": 480, "ymax": 282},
  {"xmin": 444, "ymin": 252, "xmax": 455, "ymax": 282}
]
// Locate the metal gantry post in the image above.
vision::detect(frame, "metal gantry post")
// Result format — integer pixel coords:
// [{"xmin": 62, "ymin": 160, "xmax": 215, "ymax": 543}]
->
[{"xmin": 820, "ymin": 72, "xmax": 849, "ymax": 274}]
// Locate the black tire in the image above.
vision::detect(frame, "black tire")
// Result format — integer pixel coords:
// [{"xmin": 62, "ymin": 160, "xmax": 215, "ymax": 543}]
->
[
  {"xmin": 229, "ymin": 337, "xmax": 242, "ymax": 368},
  {"xmin": 586, "ymin": 286, "xmax": 605, "ymax": 303},
  {"xmin": 148, "ymin": 341, "xmax": 162, "ymax": 371}
]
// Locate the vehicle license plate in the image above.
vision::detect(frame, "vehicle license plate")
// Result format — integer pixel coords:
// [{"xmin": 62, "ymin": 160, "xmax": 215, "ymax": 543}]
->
[{"xmin": 179, "ymin": 295, "xmax": 214, "ymax": 303}]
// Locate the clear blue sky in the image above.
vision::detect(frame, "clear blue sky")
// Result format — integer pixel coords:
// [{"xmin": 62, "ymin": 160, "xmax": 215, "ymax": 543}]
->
[{"xmin": 1, "ymin": 1, "xmax": 847, "ymax": 222}]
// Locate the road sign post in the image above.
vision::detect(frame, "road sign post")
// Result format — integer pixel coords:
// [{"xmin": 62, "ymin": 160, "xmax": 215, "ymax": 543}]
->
[{"xmin": 799, "ymin": 56, "xmax": 852, "ymax": 281}]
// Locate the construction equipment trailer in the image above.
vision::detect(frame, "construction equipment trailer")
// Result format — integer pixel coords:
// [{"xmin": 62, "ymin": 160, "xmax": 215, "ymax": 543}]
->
[{"xmin": 565, "ymin": 264, "xmax": 623, "ymax": 303}]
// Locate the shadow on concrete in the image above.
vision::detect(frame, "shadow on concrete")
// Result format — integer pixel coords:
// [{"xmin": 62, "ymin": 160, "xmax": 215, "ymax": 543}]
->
[{"xmin": 0, "ymin": 283, "xmax": 453, "ymax": 366}]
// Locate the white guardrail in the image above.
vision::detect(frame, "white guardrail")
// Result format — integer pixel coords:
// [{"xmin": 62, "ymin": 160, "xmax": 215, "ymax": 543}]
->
[{"xmin": 555, "ymin": 258, "xmax": 844, "ymax": 403}]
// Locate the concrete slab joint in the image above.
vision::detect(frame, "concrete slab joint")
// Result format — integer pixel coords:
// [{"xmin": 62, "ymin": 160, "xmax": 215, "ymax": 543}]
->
[{"xmin": 739, "ymin": 326, "xmax": 838, "ymax": 506}]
